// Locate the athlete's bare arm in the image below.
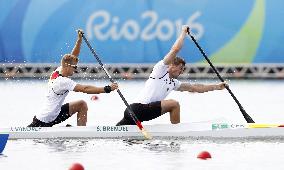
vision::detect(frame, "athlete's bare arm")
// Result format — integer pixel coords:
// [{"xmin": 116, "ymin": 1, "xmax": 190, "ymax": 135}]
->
[
  {"xmin": 163, "ymin": 25, "xmax": 188, "ymax": 65},
  {"xmin": 73, "ymin": 83, "xmax": 118, "ymax": 94},
  {"xmin": 71, "ymin": 29, "xmax": 83, "ymax": 57},
  {"xmin": 177, "ymin": 82, "xmax": 227, "ymax": 93}
]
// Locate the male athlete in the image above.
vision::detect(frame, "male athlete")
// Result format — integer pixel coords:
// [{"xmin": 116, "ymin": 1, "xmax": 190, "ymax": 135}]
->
[
  {"xmin": 116, "ymin": 25, "xmax": 226, "ymax": 125},
  {"xmin": 28, "ymin": 30, "xmax": 118, "ymax": 127}
]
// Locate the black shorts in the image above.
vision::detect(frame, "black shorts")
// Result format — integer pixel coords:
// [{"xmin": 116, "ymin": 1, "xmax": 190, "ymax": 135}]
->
[
  {"xmin": 116, "ymin": 101, "xmax": 162, "ymax": 125},
  {"xmin": 27, "ymin": 103, "xmax": 71, "ymax": 127}
]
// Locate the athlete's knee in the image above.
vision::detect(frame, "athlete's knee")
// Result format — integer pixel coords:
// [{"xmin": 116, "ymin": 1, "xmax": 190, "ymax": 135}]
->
[
  {"xmin": 168, "ymin": 99, "xmax": 180, "ymax": 109},
  {"xmin": 78, "ymin": 100, "xmax": 88, "ymax": 111}
]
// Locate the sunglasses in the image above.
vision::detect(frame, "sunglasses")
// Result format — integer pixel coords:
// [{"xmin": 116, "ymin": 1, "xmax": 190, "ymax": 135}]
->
[
  {"xmin": 178, "ymin": 65, "xmax": 186, "ymax": 72},
  {"xmin": 66, "ymin": 63, "xmax": 78, "ymax": 69}
]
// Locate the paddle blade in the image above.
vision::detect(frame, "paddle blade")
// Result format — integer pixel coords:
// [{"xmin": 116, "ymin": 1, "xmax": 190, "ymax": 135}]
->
[
  {"xmin": 244, "ymin": 116, "xmax": 255, "ymax": 123},
  {"xmin": 240, "ymin": 108, "xmax": 255, "ymax": 123},
  {"xmin": 141, "ymin": 128, "xmax": 152, "ymax": 140}
]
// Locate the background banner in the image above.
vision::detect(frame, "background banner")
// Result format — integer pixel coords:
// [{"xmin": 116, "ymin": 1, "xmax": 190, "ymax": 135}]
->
[{"xmin": 0, "ymin": 0, "xmax": 283, "ymax": 63}]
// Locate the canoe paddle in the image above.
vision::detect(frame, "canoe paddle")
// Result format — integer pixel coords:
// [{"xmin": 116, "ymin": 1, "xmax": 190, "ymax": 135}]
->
[
  {"xmin": 80, "ymin": 31, "xmax": 152, "ymax": 139},
  {"xmin": 186, "ymin": 28, "xmax": 255, "ymax": 123}
]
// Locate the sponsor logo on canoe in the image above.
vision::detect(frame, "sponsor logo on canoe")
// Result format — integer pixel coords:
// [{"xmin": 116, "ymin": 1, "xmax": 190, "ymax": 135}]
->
[
  {"xmin": 96, "ymin": 126, "xmax": 128, "ymax": 132},
  {"xmin": 10, "ymin": 127, "xmax": 42, "ymax": 132},
  {"xmin": 212, "ymin": 123, "xmax": 245, "ymax": 130}
]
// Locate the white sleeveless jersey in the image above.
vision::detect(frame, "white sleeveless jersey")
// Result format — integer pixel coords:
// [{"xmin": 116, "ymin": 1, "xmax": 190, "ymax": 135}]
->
[
  {"xmin": 36, "ymin": 67, "xmax": 77, "ymax": 123},
  {"xmin": 135, "ymin": 60, "xmax": 181, "ymax": 104}
]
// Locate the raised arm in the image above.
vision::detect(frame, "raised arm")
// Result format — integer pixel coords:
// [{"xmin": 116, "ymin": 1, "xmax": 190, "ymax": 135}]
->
[
  {"xmin": 71, "ymin": 29, "xmax": 83, "ymax": 57},
  {"xmin": 163, "ymin": 25, "xmax": 188, "ymax": 65},
  {"xmin": 177, "ymin": 82, "xmax": 227, "ymax": 93}
]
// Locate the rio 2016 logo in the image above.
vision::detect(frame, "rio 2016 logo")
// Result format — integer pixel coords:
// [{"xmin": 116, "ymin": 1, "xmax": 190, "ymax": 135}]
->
[
  {"xmin": 86, "ymin": 10, "xmax": 204, "ymax": 41},
  {"xmin": 0, "ymin": 134, "xmax": 9, "ymax": 154}
]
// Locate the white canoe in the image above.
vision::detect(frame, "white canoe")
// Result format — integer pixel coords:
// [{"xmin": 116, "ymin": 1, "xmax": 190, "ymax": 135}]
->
[{"xmin": 1, "ymin": 122, "xmax": 284, "ymax": 139}]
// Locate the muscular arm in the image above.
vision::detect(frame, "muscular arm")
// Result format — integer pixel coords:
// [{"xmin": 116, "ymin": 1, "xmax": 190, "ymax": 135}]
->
[
  {"xmin": 71, "ymin": 30, "xmax": 83, "ymax": 57},
  {"xmin": 73, "ymin": 83, "xmax": 118, "ymax": 94},
  {"xmin": 73, "ymin": 84, "xmax": 104, "ymax": 94},
  {"xmin": 177, "ymin": 82, "xmax": 226, "ymax": 93},
  {"xmin": 163, "ymin": 25, "xmax": 188, "ymax": 65}
]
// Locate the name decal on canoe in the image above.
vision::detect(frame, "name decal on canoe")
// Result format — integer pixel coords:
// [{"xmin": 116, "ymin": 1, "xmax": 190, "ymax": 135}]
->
[
  {"xmin": 10, "ymin": 127, "xmax": 42, "ymax": 132},
  {"xmin": 96, "ymin": 126, "xmax": 128, "ymax": 132}
]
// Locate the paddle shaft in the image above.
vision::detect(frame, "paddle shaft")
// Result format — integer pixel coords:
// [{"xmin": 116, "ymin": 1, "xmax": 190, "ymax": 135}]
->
[
  {"xmin": 187, "ymin": 29, "xmax": 255, "ymax": 123},
  {"xmin": 81, "ymin": 33, "xmax": 144, "ymax": 130}
]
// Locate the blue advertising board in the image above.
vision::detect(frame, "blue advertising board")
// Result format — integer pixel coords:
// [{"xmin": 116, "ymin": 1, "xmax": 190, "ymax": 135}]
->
[{"xmin": 0, "ymin": 0, "xmax": 283, "ymax": 63}]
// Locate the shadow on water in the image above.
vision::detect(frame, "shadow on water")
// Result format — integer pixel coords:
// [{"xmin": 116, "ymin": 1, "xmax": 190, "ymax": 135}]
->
[
  {"xmin": 32, "ymin": 138, "xmax": 90, "ymax": 153},
  {"xmin": 33, "ymin": 138, "xmax": 182, "ymax": 153},
  {"xmin": 123, "ymin": 138, "xmax": 181, "ymax": 153},
  {"xmin": 0, "ymin": 153, "xmax": 8, "ymax": 158},
  {"xmin": 123, "ymin": 136, "xmax": 284, "ymax": 152},
  {"xmin": 15, "ymin": 136, "xmax": 284, "ymax": 154}
]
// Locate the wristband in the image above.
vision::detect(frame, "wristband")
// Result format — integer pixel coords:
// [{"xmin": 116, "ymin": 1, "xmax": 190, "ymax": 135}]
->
[{"xmin": 104, "ymin": 85, "xmax": 112, "ymax": 93}]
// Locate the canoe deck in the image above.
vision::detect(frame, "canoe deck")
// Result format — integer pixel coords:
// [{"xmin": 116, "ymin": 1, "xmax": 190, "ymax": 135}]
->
[{"xmin": 1, "ymin": 123, "xmax": 284, "ymax": 139}]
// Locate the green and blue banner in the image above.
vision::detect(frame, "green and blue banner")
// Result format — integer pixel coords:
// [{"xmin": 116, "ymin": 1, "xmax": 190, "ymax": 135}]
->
[{"xmin": 0, "ymin": 0, "xmax": 283, "ymax": 63}]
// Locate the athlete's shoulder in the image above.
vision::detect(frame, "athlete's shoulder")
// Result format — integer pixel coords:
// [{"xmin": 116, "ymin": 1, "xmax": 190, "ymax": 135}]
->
[
  {"xmin": 150, "ymin": 60, "xmax": 168, "ymax": 78},
  {"xmin": 49, "ymin": 66, "xmax": 62, "ymax": 80},
  {"xmin": 156, "ymin": 60, "xmax": 166, "ymax": 67}
]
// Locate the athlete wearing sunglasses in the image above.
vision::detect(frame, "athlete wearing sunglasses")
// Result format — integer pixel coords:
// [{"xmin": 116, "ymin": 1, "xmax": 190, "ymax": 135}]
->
[{"xmin": 28, "ymin": 30, "xmax": 118, "ymax": 127}]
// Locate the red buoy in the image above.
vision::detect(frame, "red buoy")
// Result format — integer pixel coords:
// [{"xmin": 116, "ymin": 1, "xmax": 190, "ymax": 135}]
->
[
  {"xmin": 69, "ymin": 163, "xmax": 84, "ymax": 170},
  {"xmin": 197, "ymin": 151, "xmax": 212, "ymax": 160},
  {"xmin": 122, "ymin": 73, "xmax": 133, "ymax": 80},
  {"xmin": 91, "ymin": 95, "xmax": 99, "ymax": 101}
]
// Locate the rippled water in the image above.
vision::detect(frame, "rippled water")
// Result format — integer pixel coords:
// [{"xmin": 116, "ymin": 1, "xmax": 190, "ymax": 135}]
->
[
  {"xmin": 2, "ymin": 138, "xmax": 284, "ymax": 170},
  {"xmin": 1, "ymin": 79, "xmax": 284, "ymax": 169}
]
